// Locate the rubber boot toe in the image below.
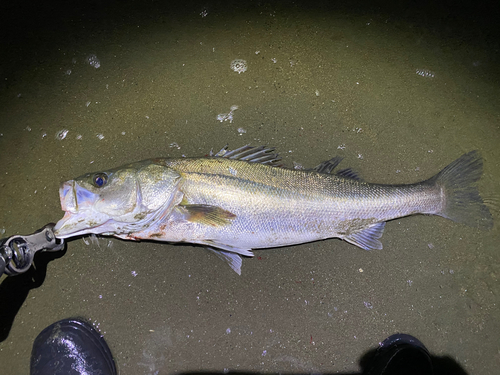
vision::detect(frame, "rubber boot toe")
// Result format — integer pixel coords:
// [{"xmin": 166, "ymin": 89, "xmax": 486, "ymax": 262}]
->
[{"xmin": 30, "ymin": 318, "xmax": 116, "ymax": 375}]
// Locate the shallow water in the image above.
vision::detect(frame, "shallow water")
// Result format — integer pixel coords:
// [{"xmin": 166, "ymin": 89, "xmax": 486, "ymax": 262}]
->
[{"xmin": 1, "ymin": 1, "xmax": 499, "ymax": 374}]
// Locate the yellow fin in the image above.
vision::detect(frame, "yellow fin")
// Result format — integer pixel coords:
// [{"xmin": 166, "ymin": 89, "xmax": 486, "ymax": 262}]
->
[{"xmin": 182, "ymin": 204, "xmax": 236, "ymax": 226}]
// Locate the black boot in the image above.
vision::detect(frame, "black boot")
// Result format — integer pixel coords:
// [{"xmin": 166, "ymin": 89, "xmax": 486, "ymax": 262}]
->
[
  {"xmin": 365, "ymin": 333, "xmax": 433, "ymax": 375},
  {"xmin": 30, "ymin": 318, "xmax": 116, "ymax": 375}
]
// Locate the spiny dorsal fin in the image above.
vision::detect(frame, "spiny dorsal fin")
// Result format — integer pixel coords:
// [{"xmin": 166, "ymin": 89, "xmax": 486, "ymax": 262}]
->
[{"xmin": 210, "ymin": 144, "xmax": 283, "ymax": 167}]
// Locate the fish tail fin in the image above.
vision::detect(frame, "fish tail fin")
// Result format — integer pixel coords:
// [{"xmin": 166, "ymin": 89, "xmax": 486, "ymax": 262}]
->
[{"xmin": 431, "ymin": 150, "xmax": 493, "ymax": 229}]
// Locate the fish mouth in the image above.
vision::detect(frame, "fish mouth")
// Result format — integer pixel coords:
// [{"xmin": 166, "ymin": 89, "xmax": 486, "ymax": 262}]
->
[{"xmin": 54, "ymin": 181, "xmax": 105, "ymax": 238}]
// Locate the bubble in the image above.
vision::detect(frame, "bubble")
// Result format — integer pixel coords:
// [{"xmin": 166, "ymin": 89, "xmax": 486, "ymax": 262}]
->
[
  {"xmin": 230, "ymin": 59, "xmax": 247, "ymax": 74},
  {"xmin": 55, "ymin": 129, "xmax": 69, "ymax": 140},
  {"xmin": 86, "ymin": 54, "xmax": 101, "ymax": 69},
  {"xmin": 293, "ymin": 162, "xmax": 304, "ymax": 170},
  {"xmin": 415, "ymin": 68, "xmax": 435, "ymax": 78},
  {"xmin": 217, "ymin": 105, "xmax": 239, "ymax": 123},
  {"xmin": 217, "ymin": 113, "xmax": 233, "ymax": 123}
]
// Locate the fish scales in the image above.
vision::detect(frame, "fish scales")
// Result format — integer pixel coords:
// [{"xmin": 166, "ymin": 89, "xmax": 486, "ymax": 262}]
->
[{"xmin": 165, "ymin": 157, "xmax": 442, "ymax": 227}]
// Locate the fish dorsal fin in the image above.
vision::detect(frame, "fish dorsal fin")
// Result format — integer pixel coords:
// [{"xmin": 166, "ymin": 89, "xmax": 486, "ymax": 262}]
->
[
  {"xmin": 311, "ymin": 157, "xmax": 362, "ymax": 180},
  {"xmin": 336, "ymin": 168, "xmax": 363, "ymax": 181},
  {"xmin": 343, "ymin": 222, "xmax": 386, "ymax": 250},
  {"xmin": 313, "ymin": 156, "xmax": 343, "ymax": 174},
  {"xmin": 182, "ymin": 204, "xmax": 236, "ymax": 226},
  {"xmin": 210, "ymin": 144, "xmax": 283, "ymax": 167}
]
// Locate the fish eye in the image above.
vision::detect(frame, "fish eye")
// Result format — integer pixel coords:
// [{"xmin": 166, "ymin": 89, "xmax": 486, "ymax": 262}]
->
[{"xmin": 93, "ymin": 173, "xmax": 108, "ymax": 188}]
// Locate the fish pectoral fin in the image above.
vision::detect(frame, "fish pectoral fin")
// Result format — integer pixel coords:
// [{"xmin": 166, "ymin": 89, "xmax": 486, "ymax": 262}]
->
[
  {"xmin": 181, "ymin": 204, "xmax": 236, "ymax": 226},
  {"xmin": 206, "ymin": 248, "xmax": 243, "ymax": 275},
  {"xmin": 343, "ymin": 222, "xmax": 386, "ymax": 250}
]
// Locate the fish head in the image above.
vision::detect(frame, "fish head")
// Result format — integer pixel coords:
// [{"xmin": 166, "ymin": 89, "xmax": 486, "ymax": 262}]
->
[{"xmin": 54, "ymin": 161, "xmax": 182, "ymax": 238}]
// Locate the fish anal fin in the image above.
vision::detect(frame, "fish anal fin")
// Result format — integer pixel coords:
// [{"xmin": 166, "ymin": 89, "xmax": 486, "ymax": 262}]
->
[
  {"xmin": 343, "ymin": 222, "xmax": 386, "ymax": 250},
  {"xmin": 182, "ymin": 204, "xmax": 236, "ymax": 226}
]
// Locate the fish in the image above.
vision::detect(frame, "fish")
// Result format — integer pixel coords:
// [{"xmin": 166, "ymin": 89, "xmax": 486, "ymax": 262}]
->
[{"xmin": 54, "ymin": 145, "xmax": 493, "ymax": 274}]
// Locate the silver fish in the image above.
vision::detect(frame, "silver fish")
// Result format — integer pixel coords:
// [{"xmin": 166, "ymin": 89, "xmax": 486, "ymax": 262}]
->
[{"xmin": 54, "ymin": 145, "xmax": 493, "ymax": 274}]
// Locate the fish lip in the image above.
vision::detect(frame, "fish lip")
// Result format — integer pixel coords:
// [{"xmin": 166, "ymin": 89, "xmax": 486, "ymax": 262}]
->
[
  {"xmin": 59, "ymin": 180, "xmax": 77, "ymax": 213},
  {"xmin": 54, "ymin": 180, "xmax": 78, "ymax": 235},
  {"xmin": 54, "ymin": 180, "xmax": 102, "ymax": 237}
]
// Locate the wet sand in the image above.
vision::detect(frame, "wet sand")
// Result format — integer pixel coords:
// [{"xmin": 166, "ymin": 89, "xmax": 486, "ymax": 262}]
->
[{"xmin": 1, "ymin": 1, "xmax": 499, "ymax": 374}]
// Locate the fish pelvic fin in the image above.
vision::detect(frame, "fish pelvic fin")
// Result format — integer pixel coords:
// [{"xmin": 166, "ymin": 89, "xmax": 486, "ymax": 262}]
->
[
  {"xmin": 206, "ymin": 248, "xmax": 243, "ymax": 275},
  {"xmin": 343, "ymin": 222, "xmax": 386, "ymax": 250},
  {"xmin": 198, "ymin": 240, "xmax": 253, "ymax": 274},
  {"xmin": 431, "ymin": 151, "xmax": 493, "ymax": 229},
  {"xmin": 197, "ymin": 240, "xmax": 253, "ymax": 257}
]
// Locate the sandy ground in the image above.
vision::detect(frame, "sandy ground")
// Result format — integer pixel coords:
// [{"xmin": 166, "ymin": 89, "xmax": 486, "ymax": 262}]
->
[{"xmin": 0, "ymin": 1, "xmax": 499, "ymax": 374}]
